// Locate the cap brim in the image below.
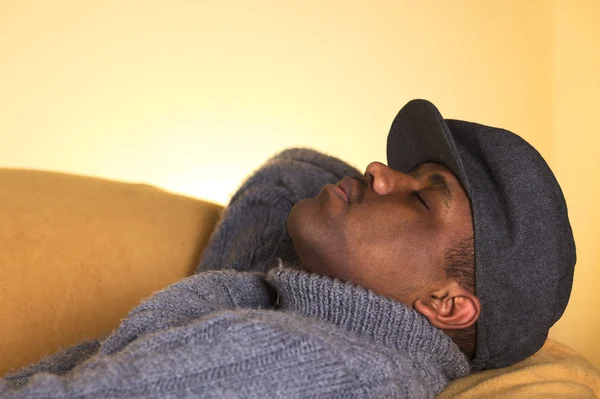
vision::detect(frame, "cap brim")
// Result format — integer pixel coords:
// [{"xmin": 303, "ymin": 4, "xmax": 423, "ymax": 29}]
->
[{"xmin": 386, "ymin": 99, "xmax": 472, "ymax": 197}]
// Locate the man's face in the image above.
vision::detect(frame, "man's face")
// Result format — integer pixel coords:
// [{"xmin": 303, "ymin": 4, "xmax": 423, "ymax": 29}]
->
[{"xmin": 287, "ymin": 161, "xmax": 474, "ymax": 306}]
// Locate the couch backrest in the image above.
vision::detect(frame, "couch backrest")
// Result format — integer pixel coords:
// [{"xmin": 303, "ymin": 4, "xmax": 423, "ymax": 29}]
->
[{"xmin": 0, "ymin": 169, "xmax": 223, "ymax": 375}]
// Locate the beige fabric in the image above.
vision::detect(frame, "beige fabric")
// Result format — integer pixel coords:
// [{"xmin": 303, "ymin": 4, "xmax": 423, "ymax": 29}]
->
[
  {"xmin": 438, "ymin": 339, "xmax": 600, "ymax": 398},
  {"xmin": 0, "ymin": 169, "xmax": 223, "ymax": 375}
]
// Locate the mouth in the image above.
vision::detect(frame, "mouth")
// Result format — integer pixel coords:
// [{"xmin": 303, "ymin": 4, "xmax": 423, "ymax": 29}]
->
[
  {"xmin": 337, "ymin": 178, "xmax": 355, "ymax": 203},
  {"xmin": 324, "ymin": 184, "xmax": 348, "ymax": 203},
  {"xmin": 334, "ymin": 185, "xmax": 349, "ymax": 203}
]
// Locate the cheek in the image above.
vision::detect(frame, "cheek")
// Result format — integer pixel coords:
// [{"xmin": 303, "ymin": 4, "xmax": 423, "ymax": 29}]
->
[
  {"xmin": 348, "ymin": 208, "xmax": 433, "ymax": 250},
  {"xmin": 346, "ymin": 213, "xmax": 443, "ymax": 276}
]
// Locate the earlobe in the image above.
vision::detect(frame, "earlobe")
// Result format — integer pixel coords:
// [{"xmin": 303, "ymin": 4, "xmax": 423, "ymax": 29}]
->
[{"xmin": 414, "ymin": 283, "xmax": 481, "ymax": 331}]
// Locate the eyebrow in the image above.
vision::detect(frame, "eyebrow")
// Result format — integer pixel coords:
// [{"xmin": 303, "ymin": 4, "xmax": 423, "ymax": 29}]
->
[{"xmin": 428, "ymin": 173, "xmax": 453, "ymax": 210}]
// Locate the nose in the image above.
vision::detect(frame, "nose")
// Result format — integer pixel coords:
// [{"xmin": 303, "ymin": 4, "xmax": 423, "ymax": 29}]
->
[{"xmin": 365, "ymin": 161, "xmax": 420, "ymax": 195}]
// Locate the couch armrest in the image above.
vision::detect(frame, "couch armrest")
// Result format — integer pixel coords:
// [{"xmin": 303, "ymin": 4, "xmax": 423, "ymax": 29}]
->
[{"xmin": 0, "ymin": 169, "xmax": 223, "ymax": 375}]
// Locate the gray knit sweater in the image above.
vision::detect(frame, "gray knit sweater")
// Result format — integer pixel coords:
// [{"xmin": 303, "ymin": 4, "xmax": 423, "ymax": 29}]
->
[
  {"xmin": 1, "ymin": 148, "xmax": 470, "ymax": 397},
  {"xmin": 1, "ymin": 266, "xmax": 469, "ymax": 397}
]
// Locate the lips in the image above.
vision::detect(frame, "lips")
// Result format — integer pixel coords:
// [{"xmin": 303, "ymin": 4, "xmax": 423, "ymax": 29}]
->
[
  {"xmin": 337, "ymin": 177, "xmax": 355, "ymax": 203},
  {"xmin": 333, "ymin": 185, "xmax": 348, "ymax": 203}
]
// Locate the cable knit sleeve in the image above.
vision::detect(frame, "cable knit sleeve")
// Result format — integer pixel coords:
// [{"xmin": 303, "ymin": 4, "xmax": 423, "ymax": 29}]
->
[
  {"xmin": 196, "ymin": 148, "xmax": 361, "ymax": 274},
  {"xmin": 99, "ymin": 270, "xmax": 277, "ymax": 355}
]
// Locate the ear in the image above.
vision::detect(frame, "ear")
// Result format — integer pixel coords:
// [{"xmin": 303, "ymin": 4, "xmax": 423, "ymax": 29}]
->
[{"xmin": 413, "ymin": 281, "xmax": 481, "ymax": 330}]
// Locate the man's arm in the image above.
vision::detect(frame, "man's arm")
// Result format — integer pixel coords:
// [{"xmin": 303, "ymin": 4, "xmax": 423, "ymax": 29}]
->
[
  {"xmin": 1, "ymin": 340, "xmax": 102, "ymax": 389},
  {"xmin": 3, "ymin": 271, "xmax": 276, "ymax": 385},
  {"xmin": 1, "ymin": 310, "xmax": 431, "ymax": 398},
  {"xmin": 196, "ymin": 148, "xmax": 361, "ymax": 274},
  {"xmin": 100, "ymin": 270, "xmax": 276, "ymax": 355}
]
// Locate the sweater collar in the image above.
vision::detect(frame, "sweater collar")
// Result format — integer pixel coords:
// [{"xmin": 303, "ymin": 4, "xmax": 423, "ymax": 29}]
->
[{"xmin": 266, "ymin": 265, "xmax": 470, "ymax": 380}]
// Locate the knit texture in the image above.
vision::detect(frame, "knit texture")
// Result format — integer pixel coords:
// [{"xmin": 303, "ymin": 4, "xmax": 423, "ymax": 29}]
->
[
  {"xmin": 196, "ymin": 148, "xmax": 361, "ymax": 273},
  {"xmin": 2, "ymin": 267, "xmax": 469, "ymax": 398},
  {"xmin": 2, "ymin": 341, "xmax": 102, "ymax": 389},
  {"xmin": 268, "ymin": 267, "xmax": 470, "ymax": 387}
]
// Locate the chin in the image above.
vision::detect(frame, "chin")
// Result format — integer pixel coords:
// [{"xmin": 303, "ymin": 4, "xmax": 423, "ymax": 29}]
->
[
  {"xmin": 287, "ymin": 197, "xmax": 348, "ymax": 276},
  {"xmin": 287, "ymin": 198, "xmax": 321, "ymax": 241}
]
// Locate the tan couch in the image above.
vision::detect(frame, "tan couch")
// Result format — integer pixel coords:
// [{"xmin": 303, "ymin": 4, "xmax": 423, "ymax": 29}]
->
[{"xmin": 2, "ymin": 168, "xmax": 599, "ymax": 397}]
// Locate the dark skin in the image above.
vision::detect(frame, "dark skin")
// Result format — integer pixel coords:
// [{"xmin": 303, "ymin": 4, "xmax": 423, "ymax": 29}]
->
[{"xmin": 287, "ymin": 161, "xmax": 481, "ymax": 331}]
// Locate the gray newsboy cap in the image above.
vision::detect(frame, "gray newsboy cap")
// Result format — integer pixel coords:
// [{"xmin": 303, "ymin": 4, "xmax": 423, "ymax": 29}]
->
[{"xmin": 386, "ymin": 99, "xmax": 576, "ymax": 370}]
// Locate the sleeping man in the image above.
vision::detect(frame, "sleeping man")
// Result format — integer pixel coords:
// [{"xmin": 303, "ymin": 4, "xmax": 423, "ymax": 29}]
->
[{"xmin": 1, "ymin": 99, "xmax": 576, "ymax": 398}]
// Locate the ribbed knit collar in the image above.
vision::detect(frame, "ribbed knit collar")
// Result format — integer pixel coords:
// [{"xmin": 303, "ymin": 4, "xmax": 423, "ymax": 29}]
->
[{"xmin": 266, "ymin": 265, "xmax": 470, "ymax": 381}]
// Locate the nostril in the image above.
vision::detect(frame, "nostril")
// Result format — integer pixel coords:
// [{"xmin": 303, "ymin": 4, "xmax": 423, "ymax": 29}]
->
[{"xmin": 365, "ymin": 162, "xmax": 392, "ymax": 195}]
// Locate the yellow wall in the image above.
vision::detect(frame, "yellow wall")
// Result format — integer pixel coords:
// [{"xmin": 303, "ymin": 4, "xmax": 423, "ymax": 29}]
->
[
  {"xmin": 548, "ymin": 0, "xmax": 600, "ymax": 369},
  {"xmin": 0, "ymin": 0, "xmax": 597, "ymax": 368},
  {"xmin": 0, "ymin": 0, "xmax": 551, "ymax": 204}
]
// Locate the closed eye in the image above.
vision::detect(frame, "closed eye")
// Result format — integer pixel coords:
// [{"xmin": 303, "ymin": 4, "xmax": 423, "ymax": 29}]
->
[{"xmin": 412, "ymin": 191, "xmax": 429, "ymax": 210}]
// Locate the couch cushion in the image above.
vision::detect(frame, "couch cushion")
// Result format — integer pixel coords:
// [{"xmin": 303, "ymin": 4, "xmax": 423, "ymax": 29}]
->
[
  {"xmin": 438, "ymin": 339, "xmax": 600, "ymax": 398},
  {"xmin": 0, "ymin": 169, "xmax": 223, "ymax": 375}
]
